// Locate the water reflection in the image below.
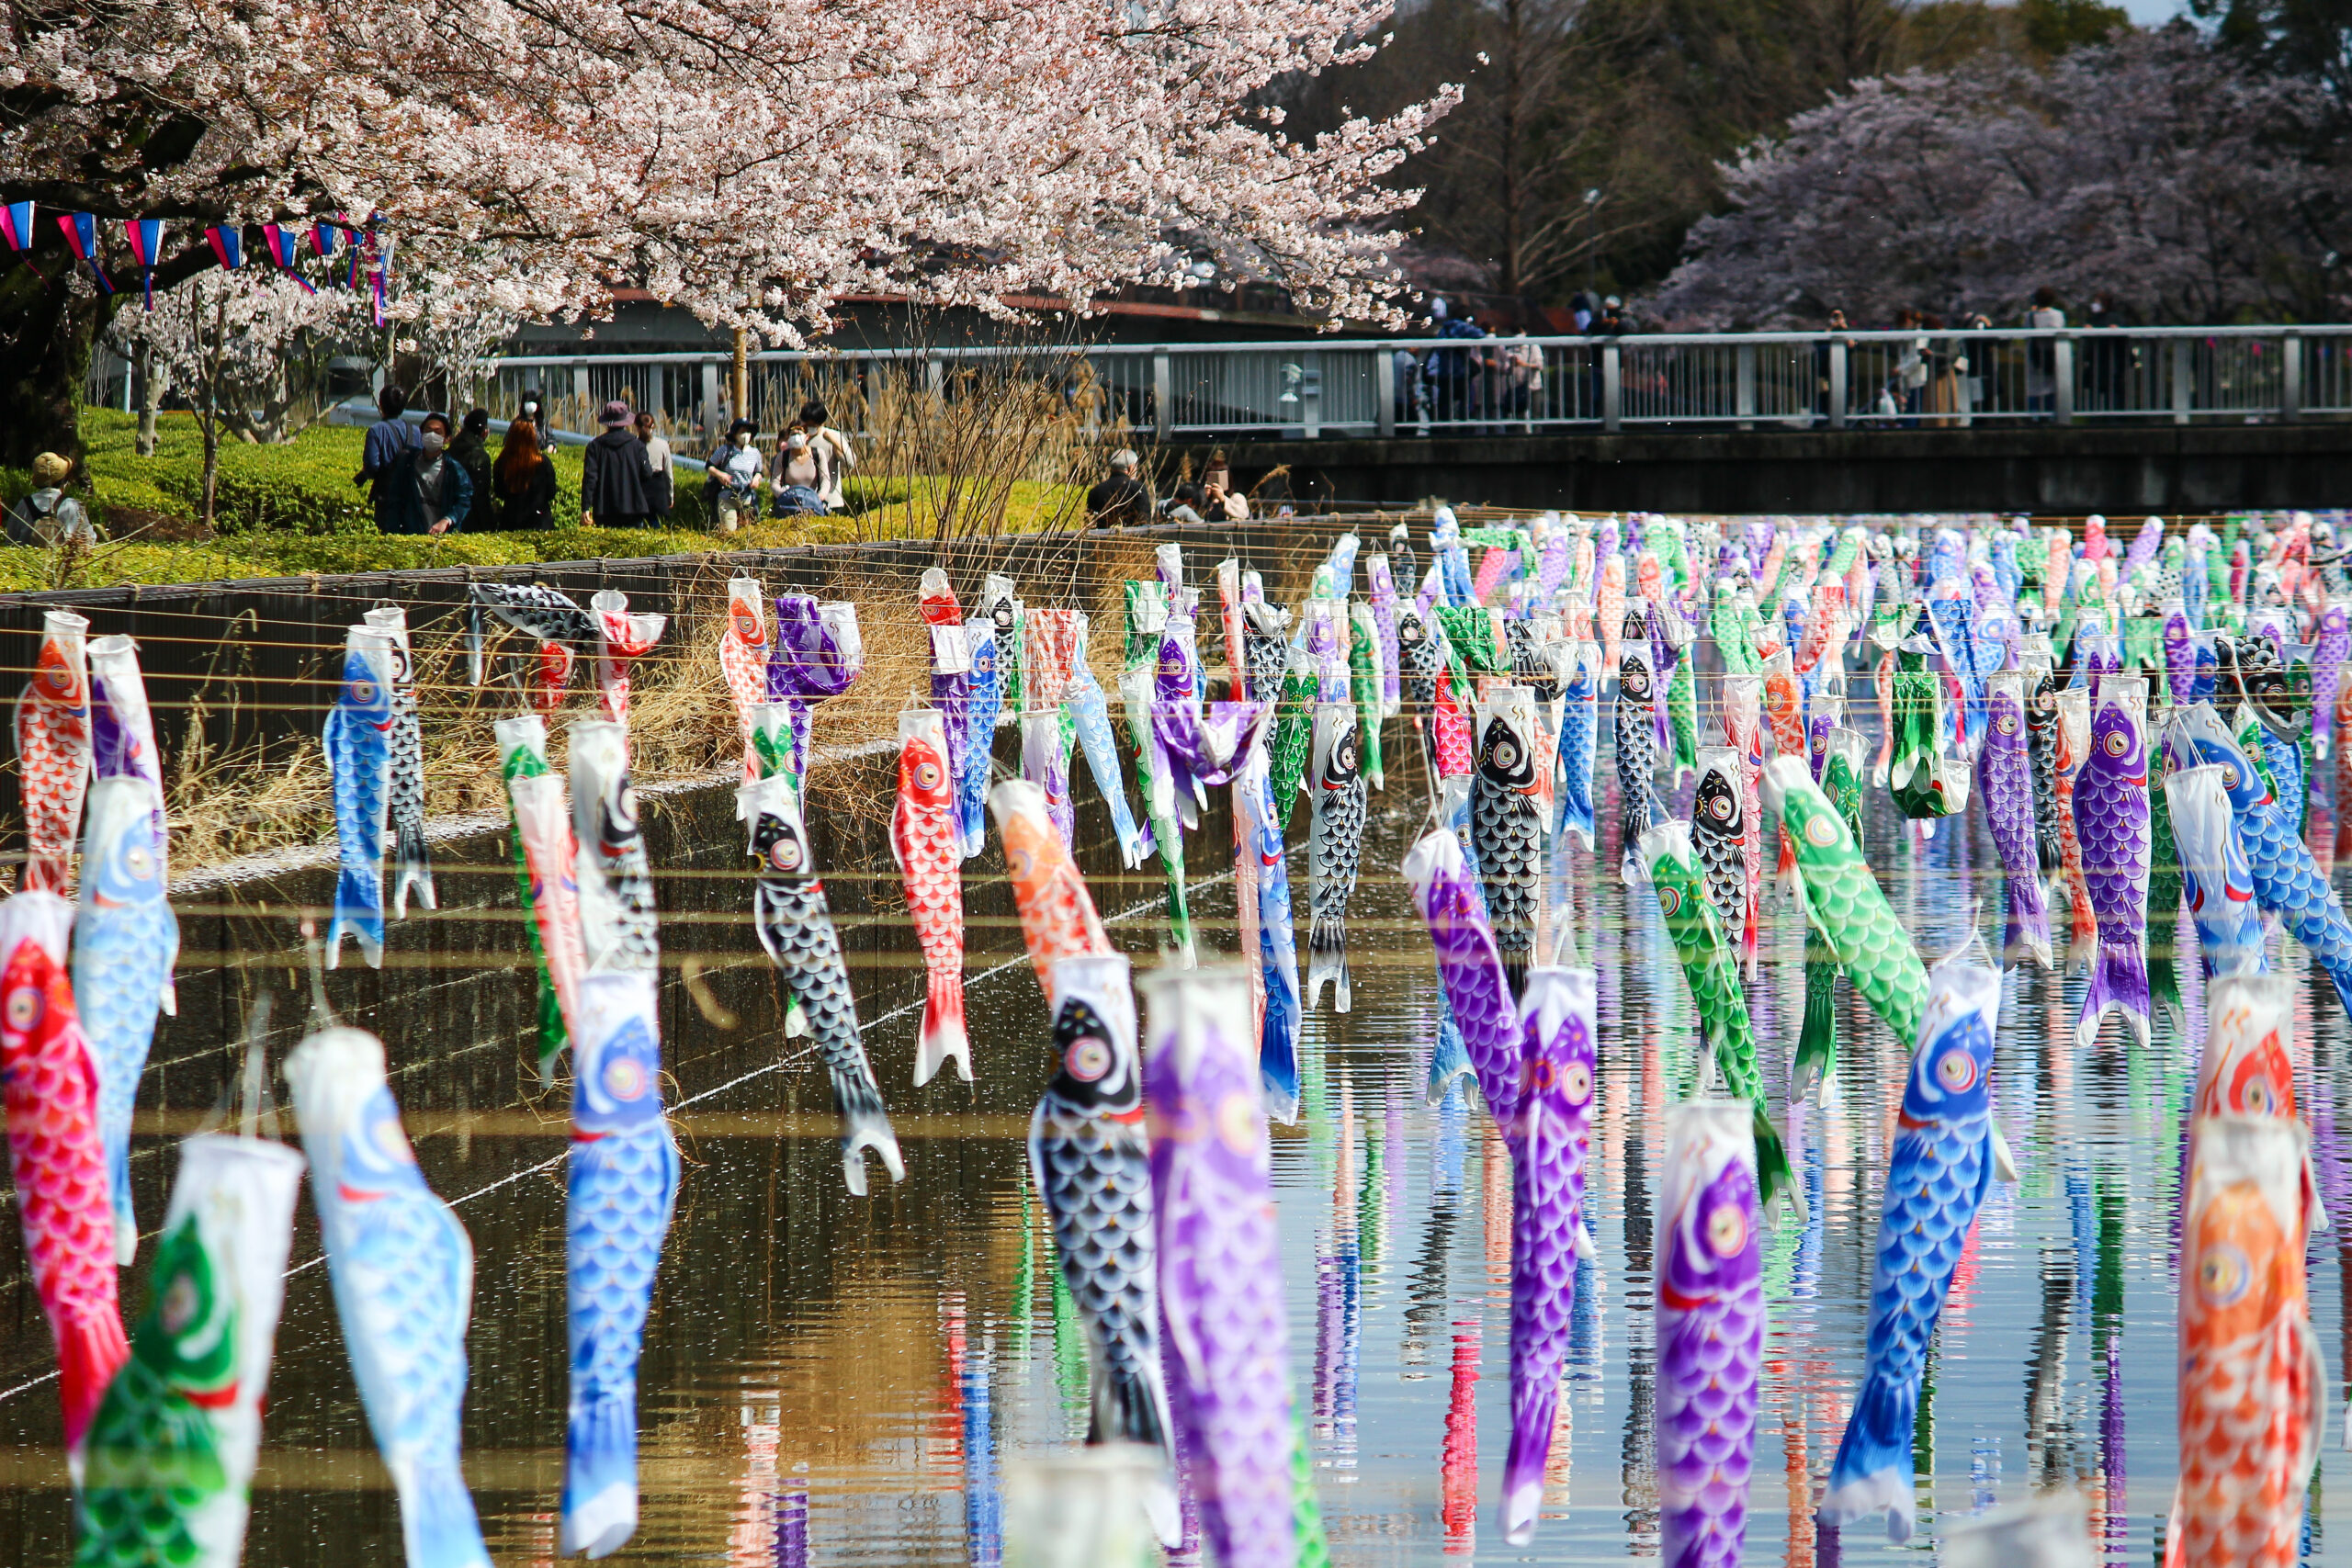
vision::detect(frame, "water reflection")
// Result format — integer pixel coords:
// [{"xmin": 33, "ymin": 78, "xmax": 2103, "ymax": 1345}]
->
[{"xmin": 0, "ymin": 719, "xmax": 2340, "ymax": 1564}]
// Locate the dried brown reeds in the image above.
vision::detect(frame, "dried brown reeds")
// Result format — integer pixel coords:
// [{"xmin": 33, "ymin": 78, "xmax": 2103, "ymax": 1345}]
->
[{"xmin": 159, "ymin": 548, "xmax": 992, "ymax": 876}]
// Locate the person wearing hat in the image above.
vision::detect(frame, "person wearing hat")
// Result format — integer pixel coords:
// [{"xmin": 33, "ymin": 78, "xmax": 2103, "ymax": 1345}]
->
[
  {"xmin": 705, "ymin": 417, "xmax": 766, "ymax": 535},
  {"xmin": 7, "ymin": 453, "xmax": 96, "ymax": 547},
  {"xmin": 579, "ymin": 400, "xmax": 654, "ymax": 528}
]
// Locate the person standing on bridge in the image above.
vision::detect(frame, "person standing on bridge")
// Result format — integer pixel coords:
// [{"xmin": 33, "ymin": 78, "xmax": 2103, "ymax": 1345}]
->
[
  {"xmin": 2025, "ymin": 288, "xmax": 2065, "ymax": 415},
  {"xmin": 1816, "ymin": 309, "xmax": 1852, "ymax": 425}
]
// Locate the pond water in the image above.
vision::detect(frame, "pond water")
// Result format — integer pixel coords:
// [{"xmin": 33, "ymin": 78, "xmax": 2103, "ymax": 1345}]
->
[{"xmin": 0, "ymin": 723, "xmax": 2343, "ymax": 1566}]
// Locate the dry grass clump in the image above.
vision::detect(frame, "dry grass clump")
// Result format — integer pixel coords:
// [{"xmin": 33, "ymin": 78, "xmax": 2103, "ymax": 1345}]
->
[{"xmin": 160, "ymin": 553, "xmax": 971, "ymax": 875}]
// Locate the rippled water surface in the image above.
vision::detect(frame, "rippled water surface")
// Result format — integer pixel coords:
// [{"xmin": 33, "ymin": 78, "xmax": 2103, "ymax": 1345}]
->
[{"xmin": 0, "ymin": 724, "xmax": 2345, "ymax": 1565}]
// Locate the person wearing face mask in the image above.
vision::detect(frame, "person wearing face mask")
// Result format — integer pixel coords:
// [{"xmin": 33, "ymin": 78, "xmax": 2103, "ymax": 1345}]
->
[{"xmin": 379, "ymin": 412, "xmax": 473, "ymax": 535}]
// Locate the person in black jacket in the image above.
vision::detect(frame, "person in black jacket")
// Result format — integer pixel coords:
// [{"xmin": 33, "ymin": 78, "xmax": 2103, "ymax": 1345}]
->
[
  {"xmin": 447, "ymin": 408, "xmax": 497, "ymax": 530},
  {"xmin": 491, "ymin": 419, "xmax": 559, "ymax": 530},
  {"xmin": 378, "ymin": 412, "xmax": 473, "ymax": 535},
  {"xmin": 579, "ymin": 400, "xmax": 652, "ymax": 527}
]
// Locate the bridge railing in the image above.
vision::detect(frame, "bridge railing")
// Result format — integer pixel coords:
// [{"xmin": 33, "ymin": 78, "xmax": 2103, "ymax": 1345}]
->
[{"xmin": 479, "ymin": 325, "xmax": 2352, "ymax": 445}]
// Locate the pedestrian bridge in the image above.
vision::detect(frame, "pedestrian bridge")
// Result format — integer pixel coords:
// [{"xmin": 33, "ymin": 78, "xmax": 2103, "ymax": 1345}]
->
[{"xmin": 487, "ymin": 325, "xmax": 2352, "ymax": 513}]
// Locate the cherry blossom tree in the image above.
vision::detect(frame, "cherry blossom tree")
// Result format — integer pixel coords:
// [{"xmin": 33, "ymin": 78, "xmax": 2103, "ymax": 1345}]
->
[
  {"xmin": 1650, "ymin": 31, "xmax": 2351, "ymax": 327},
  {"xmin": 104, "ymin": 273, "xmax": 364, "ymax": 523},
  {"xmin": 1, "ymin": 0, "xmax": 1458, "ymax": 463}
]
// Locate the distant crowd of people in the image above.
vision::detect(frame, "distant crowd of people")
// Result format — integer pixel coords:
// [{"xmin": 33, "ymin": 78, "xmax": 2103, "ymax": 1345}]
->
[
  {"xmin": 355, "ymin": 387, "xmax": 855, "ymax": 535},
  {"xmin": 1082, "ymin": 447, "xmax": 1254, "ymax": 529}
]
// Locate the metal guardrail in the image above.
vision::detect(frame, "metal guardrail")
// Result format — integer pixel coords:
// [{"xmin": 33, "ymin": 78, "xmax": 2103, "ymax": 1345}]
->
[{"xmin": 478, "ymin": 326, "xmax": 2352, "ymax": 444}]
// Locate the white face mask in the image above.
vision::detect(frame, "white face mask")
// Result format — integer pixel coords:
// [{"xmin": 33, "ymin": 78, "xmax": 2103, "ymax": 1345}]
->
[{"xmin": 421, "ymin": 432, "xmax": 446, "ymax": 457}]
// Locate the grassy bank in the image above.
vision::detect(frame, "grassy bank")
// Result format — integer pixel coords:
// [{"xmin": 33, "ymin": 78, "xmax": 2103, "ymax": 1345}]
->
[{"xmin": 0, "ymin": 411, "xmax": 1083, "ymax": 590}]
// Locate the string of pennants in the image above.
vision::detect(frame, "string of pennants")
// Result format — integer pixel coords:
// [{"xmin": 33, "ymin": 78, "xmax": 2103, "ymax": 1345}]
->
[{"xmin": 0, "ymin": 201, "xmax": 392, "ymax": 322}]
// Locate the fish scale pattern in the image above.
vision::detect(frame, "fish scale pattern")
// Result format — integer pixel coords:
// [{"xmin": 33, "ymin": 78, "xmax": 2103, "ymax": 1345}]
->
[
  {"xmin": 1471, "ymin": 779, "xmax": 1540, "ymax": 990},
  {"xmin": 324, "ymin": 639, "xmax": 392, "ymax": 965},
  {"xmin": 1615, "ymin": 657, "xmax": 1658, "ymax": 886},
  {"xmin": 2173, "ymin": 1181, "xmax": 2314, "ymax": 1568},
  {"xmin": 754, "ymin": 863, "xmax": 900, "ymax": 1192},
  {"xmin": 566, "ymin": 1122, "xmax": 678, "ymax": 1451},
  {"xmin": 1034, "ymin": 1105, "xmax": 1161, "ymax": 1437},
  {"xmin": 74, "ymin": 1213, "xmax": 232, "ymax": 1568},
  {"xmin": 18, "ymin": 624, "xmax": 91, "ymax": 897},
  {"xmin": 1148, "ymin": 1011, "xmax": 1294, "ymax": 1568},
  {"xmin": 1978, "ymin": 684, "xmax": 2048, "ymax": 966},
  {"xmin": 75, "ymin": 792, "xmax": 177, "ymax": 1266},
  {"xmin": 376, "ymin": 628, "xmax": 436, "ymax": 919},
  {"xmin": 2175, "ymin": 713, "xmax": 2352, "ymax": 1014},
  {"xmin": 1691, "ymin": 759, "xmax": 1745, "ymax": 937},
  {"xmin": 1, "ymin": 939, "xmax": 128, "ymax": 1453},
  {"xmin": 1770, "ymin": 761, "xmax": 1929, "ymax": 1050},
  {"xmin": 1657, "ymin": 1143, "xmax": 1761, "ymax": 1568},
  {"xmin": 1555, "ymin": 653, "xmax": 1598, "ymax": 848},
  {"xmin": 1405, "ymin": 831, "xmax": 1521, "ymax": 1127}
]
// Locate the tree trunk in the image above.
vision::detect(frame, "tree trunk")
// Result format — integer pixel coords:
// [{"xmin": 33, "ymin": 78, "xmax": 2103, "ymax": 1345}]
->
[
  {"xmin": 136, "ymin": 339, "xmax": 161, "ymax": 456},
  {"xmin": 0, "ymin": 272, "xmax": 112, "ymax": 468},
  {"xmin": 198, "ymin": 412, "xmax": 219, "ymax": 528}
]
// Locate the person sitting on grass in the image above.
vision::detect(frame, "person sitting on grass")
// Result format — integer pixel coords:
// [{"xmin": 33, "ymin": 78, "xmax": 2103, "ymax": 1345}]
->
[
  {"xmin": 707, "ymin": 419, "xmax": 766, "ymax": 534},
  {"xmin": 7, "ymin": 453, "xmax": 97, "ymax": 547},
  {"xmin": 772, "ymin": 430, "xmax": 830, "ymax": 516}
]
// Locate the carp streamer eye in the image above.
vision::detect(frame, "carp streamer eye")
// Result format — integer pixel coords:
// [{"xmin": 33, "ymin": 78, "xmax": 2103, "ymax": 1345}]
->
[
  {"xmin": 5, "ymin": 987, "xmax": 40, "ymax": 1032},
  {"xmin": 2197, "ymin": 1244, "xmax": 2251, "ymax": 1306},
  {"xmin": 1707, "ymin": 1202, "xmax": 1747, "ymax": 1258},
  {"xmin": 1804, "ymin": 814, "xmax": 1840, "ymax": 848},
  {"xmin": 1216, "ymin": 1091, "xmax": 1259, "ymax": 1153},
  {"xmin": 915, "ymin": 761, "xmax": 943, "ymax": 791},
  {"xmin": 768, "ymin": 836, "xmax": 802, "ymax": 873},
  {"xmin": 1710, "ymin": 795, "xmax": 1732, "ymax": 820},
  {"xmin": 351, "ymin": 681, "xmax": 379, "ymax": 705},
  {"xmin": 1656, "ymin": 886, "xmax": 1681, "ymax": 919},
  {"xmin": 162, "ymin": 1273, "xmax": 198, "ymax": 1334},
  {"xmin": 1937, "ymin": 1048, "xmax": 1978, "ymax": 1094},
  {"xmin": 124, "ymin": 845, "xmax": 155, "ymax": 879},
  {"xmin": 2104, "ymin": 729, "xmax": 2129, "ymax": 757},
  {"xmin": 1998, "ymin": 713, "xmax": 2018, "ymax": 734},
  {"xmin": 1066, "ymin": 1035, "xmax": 1112, "ymax": 1082},
  {"xmin": 1562, "ymin": 1061, "xmax": 1593, "ymax": 1103},
  {"xmin": 1493, "ymin": 739, "xmax": 1519, "ymax": 770},
  {"xmin": 604, "ymin": 1055, "xmax": 650, "ymax": 1101}
]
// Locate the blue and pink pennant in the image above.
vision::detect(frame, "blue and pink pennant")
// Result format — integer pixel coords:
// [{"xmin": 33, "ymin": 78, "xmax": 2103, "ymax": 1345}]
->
[
  {"xmin": 260, "ymin": 223, "xmax": 315, "ymax": 294},
  {"xmin": 123, "ymin": 219, "xmax": 164, "ymax": 310},
  {"xmin": 55, "ymin": 212, "xmax": 111, "ymax": 294},
  {"xmin": 204, "ymin": 224, "xmax": 243, "ymax": 271},
  {"xmin": 0, "ymin": 202, "xmax": 43, "ymax": 282}
]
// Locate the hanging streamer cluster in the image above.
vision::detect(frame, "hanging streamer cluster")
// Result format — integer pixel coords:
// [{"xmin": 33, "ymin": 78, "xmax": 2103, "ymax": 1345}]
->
[{"xmin": 6, "ymin": 506, "xmax": 2352, "ymax": 1565}]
